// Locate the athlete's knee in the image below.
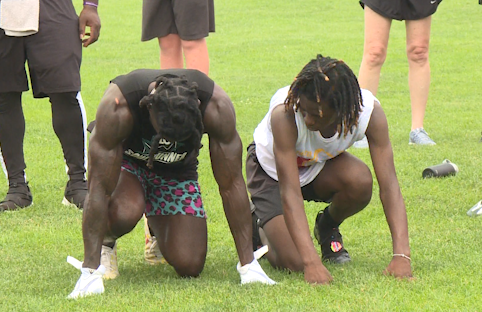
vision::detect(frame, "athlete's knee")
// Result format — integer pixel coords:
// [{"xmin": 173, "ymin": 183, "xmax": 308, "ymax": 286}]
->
[
  {"xmin": 343, "ymin": 163, "xmax": 373, "ymax": 205},
  {"xmin": 173, "ymin": 254, "xmax": 206, "ymax": 277},
  {"xmin": 108, "ymin": 199, "xmax": 145, "ymax": 236},
  {"xmin": 108, "ymin": 215, "xmax": 142, "ymax": 238}
]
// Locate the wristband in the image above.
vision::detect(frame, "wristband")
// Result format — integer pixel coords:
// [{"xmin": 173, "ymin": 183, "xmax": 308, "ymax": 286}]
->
[{"xmin": 83, "ymin": 1, "xmax": 98, "ymax": 8}]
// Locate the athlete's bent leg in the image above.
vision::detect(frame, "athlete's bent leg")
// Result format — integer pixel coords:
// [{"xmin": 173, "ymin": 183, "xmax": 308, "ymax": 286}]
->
[{"xmin": 148, "ymin": 214, "xmax": 207, "ymax": 277}]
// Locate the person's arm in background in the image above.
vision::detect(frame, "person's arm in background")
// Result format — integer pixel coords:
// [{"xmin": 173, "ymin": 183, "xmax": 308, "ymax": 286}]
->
[{"xmin": 78, "ymin": 0, "xmax": 101, "ymax": 47}]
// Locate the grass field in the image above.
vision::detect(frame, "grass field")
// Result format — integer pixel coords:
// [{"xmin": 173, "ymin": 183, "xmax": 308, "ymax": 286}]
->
[{"xmin": 1, "ymin": 0, "xmax": 482, "ymax": 311}]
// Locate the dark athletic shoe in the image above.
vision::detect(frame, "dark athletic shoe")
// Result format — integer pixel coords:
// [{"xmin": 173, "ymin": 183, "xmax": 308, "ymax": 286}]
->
[
  {"xmin": 0, "ymin": 182, "xmax": 33, "ymax": 212},
  {"xmin": 314, "ymin": 210, "xmax": 351, "ymax": 264},
  {"xmin": 62, "ymin": 179, "xmax": 87, "ymax": 209}
]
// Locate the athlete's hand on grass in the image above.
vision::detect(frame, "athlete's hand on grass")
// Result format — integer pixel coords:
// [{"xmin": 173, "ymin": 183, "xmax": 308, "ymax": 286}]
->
[
  {"xmin": 303, "ymin": 261, "xmax": 333, "ymax": 285},
  {"xmin": 383, "ymin": 256, "xmax": 413, "ymax": 280},
  {"xmin": 237, "ymin": 246, "xmax": 276, "ymax": 285},
  {"xmin": 67, "ymin": 256, "xmax": 106, "ymax": 299}
]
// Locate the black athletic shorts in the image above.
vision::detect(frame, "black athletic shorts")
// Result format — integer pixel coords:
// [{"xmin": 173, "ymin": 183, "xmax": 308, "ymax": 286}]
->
[
  {"xmin": 142, "ymin": 0, "xmax": 215, "ymax": 41},
  {"xmin": 360, "ymin": 0, "xmax": 443, "ymax": 21},
  {"xmin": 246, "ymin": 142, "xmax": 330, "ymax": 228},
  {"xmin": 0, "ymin": 0, "xmax": 81, "ymax": 98}
]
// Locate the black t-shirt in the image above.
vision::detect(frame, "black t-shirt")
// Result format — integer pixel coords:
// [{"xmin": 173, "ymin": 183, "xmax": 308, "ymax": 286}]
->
[{"xmin": 111, "ymin": 69, "xmax": 215, "ymax": 180}]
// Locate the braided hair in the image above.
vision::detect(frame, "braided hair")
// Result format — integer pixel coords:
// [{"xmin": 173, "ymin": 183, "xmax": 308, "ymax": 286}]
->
[
  {"xmin": 139, "ymin": 75, "xmax": 203, "ymax": 168},
  {"xmin": 284, "ymin": 54, "xmax": 363, "ymax": 137}
]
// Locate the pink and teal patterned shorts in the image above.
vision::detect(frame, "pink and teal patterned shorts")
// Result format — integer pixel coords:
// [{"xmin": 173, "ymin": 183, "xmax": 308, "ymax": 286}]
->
[{"xmin": 121, "ymin": 158, "xmax": 206, "ymax": 218}]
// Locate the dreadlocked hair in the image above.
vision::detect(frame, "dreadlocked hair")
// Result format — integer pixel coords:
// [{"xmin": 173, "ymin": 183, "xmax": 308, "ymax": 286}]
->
[
  {"xmin": 284, "ymin": 54, "xmax": 363, "ymax": 137},
  {"xmin": 139, "ymin": 75, "xmax": 203, "ymax": 169}
]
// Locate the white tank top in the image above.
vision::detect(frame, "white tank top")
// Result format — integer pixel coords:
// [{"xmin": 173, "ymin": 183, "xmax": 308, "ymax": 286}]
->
[{"xmin": 253, "ymin": 87, "xmax": 376, "ymax": 186}]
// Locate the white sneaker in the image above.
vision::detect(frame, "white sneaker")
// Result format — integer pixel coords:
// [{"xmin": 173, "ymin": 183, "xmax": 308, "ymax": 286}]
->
[
  {"xmin": 66, "ymin": 256, "xmax": 105, "ymax": 299},
  {"xmin": 467, "ymin": 200, "xmax": 482, "ymax": 217},
  {"xmin": 101, "ymin": 243, "xmax": 119, "ymax": 279},
  {"xmin": 68, "ymin": 266, "xmax": 106, "ymax": 299},
  {"xmin": 144, "ymin": 216, "xmax": 168, "ymax": 265},
  {"xmin": 237, "ymin": 246, "xmax": 276, "ymax": 285}
]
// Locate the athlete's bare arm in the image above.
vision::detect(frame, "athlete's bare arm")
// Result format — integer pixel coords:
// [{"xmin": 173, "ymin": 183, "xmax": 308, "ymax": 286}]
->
[
  {"xmin": 82, "ymin": 83, "xmax": 133, "ymax": 269},
  {"xmin": 366, "ymin": 101, "xmax": 412, "ymax": 278},
  {"xmin": 271, "ymin": 104, "xmax": 333, "ymax": 285},
  {"xmin": 202, "ymin": 84, "xmax": 254, "ymax": 266}
]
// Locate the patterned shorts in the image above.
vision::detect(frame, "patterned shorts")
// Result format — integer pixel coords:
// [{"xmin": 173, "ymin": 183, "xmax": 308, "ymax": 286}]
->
[{"xmin": 121, "ymin": 158, "xmax": 206, "ymax": 218}]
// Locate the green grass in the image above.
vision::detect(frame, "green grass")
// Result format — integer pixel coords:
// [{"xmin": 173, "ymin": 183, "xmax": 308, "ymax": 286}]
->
[{"xmin": 1, "ymin": 0, "xmax": 482, "ymax": 311}]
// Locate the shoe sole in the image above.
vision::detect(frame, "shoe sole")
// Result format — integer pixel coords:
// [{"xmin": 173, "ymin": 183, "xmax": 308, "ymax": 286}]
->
[
  {"xmin": 0, "ymin": 202, "xmax": 33, "ymax": 212},
  {"xmin": 408, "ymin": 141, "xmax": 436, "ymax": 146},
  {"xmin": 314, "ymin": 220, "xmax": 352, "ymax": 264},
  {"xmin": 145, "ymin": 258, "xmax": 168, "ymax": 265},
  {"xmin": 61, "ymin": 197, "xmax": 83, "ymax": 209},
  {"xmin": 103, "ymin": 272, "xmax": 120, "ymax": 280},
  {"xmin": 323, "ymin": 255, "xmax": 352, "ymax": 264}
]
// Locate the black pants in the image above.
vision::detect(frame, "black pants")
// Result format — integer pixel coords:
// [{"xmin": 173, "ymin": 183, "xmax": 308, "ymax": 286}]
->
[{"xmin": 0, "ymin": 91, "xmax": 86, "ymax": 184}]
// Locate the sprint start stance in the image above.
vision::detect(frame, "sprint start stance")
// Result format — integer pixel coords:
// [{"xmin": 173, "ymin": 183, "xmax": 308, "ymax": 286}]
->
[
  {"xmin": 68, "ymin": 69, "xmax": 275, "ymax": 298},
  {"xmin": 248, "ymin": 55, "xmax": 413, "ymax": 284}
]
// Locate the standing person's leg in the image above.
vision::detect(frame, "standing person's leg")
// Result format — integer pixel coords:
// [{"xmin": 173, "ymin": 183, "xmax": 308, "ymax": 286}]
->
[
  {"xmin": 49, "ymin": 91, "xmax": 88, "ymax": 207},
  {"xmin": 358, "ymin": 6, "xmax": 392, "ymax": 95},
  {"xmin": 142, "ymin": 0, "xmax": 184, "ymax": 69},
  {"xmin": 405, "ymin": 16, "xmax": 435, "ymax": 145},
  {"xmin": 0, "ymin": 92, "xmax": 32, "ymax": 210},
  {"xmin": 0, "ymin": 31, "xmax": 32, "ymax": 211},
  {"xmin": 158, "ymin": 34, "xmax": 184, "ymax": 69},
  {"xmin": 354, "ymin": 5, "xmax": 392, "ymax": 149},
  {"xmin": 173, "ymin": 0, "xmax": 214, "ymax": 76},
  {"xmin": 181, "ymin": 38, "xmax": 209, "ymax": 76},
  {"xmin": 0, "ymin": 92, "xmax": 26, "ymax": 184},
  {"xmin": 29, "ymin": 0, "xmax": 87, "ymax": 205}
]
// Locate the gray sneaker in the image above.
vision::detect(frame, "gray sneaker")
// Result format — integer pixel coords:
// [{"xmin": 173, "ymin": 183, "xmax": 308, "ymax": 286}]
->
[{"xmin": 409, "ymin": 128, "xmax": 436, "ymax": 146}]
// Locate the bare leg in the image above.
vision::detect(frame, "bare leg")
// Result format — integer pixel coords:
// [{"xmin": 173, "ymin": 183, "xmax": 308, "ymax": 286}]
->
[
  {"xmin": 358, "ymin": 6, "xmax": 392, "ymax": 95},
  {"xmin": 148, "ymin": 214, "xmax": 207, "ymax": 277},
  {"xmin": 104, "ymin": 171, "xmax": 146, "ymax": 244},
  {"xmin": 260, "ymin": 153, "xmax": 372, "ymax": 271},
  {"xmin": 406, "ymin": 17, "xmax": 431, "ymax": 130},
  {"xmin": 181, "ymin": 38, "xmax": 210, "ymax": 75},
  {"xmin": 82, "ymin": 170, "xmax": 145, "ymax": 269},
  {"xmin": 158, "ymin": 34, "xmax": 183, "ymax": 69},
  {"xmin": 310, "ymin": 153, "xmax": 373, "ymax": 223},
  {"xmin": 261, "ymin": 215, "xmax": 304, "ymax": 272}
]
